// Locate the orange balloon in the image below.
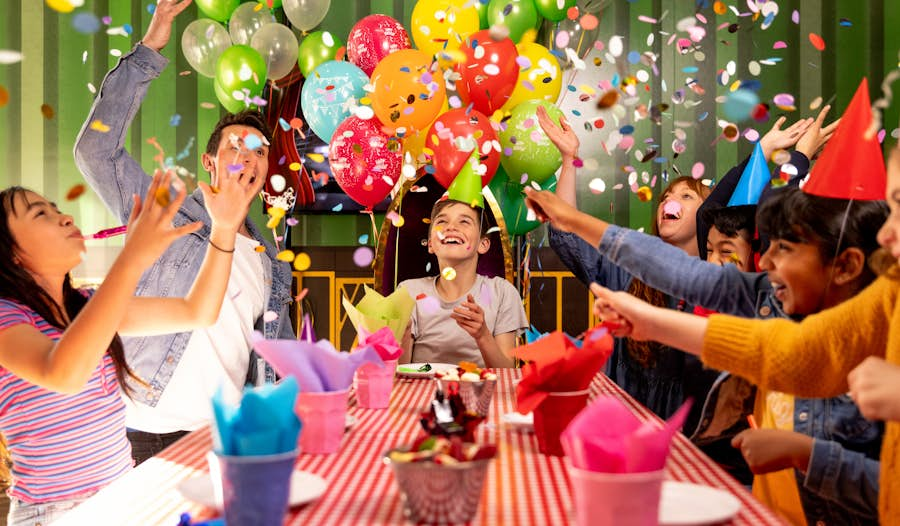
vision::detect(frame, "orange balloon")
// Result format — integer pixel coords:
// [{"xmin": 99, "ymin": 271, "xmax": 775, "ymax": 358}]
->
[{"xmin": 370, "ymin": 49, "xmax": 447, "ymax": 133}]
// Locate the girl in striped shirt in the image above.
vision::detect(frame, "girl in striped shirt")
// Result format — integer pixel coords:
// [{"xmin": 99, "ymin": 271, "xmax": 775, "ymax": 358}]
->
[{"xmin": 0, "ymin": 168, "xmax": 257, "ymax": 525}]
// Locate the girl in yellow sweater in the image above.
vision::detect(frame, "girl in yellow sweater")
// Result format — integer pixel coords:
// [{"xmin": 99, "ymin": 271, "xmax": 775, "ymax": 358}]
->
[{"xmin": 586, "ymin": 145, "xmax": 900, "ymax": 524}]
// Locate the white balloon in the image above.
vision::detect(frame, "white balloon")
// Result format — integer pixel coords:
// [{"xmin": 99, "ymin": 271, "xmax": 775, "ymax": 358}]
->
[
  {"xmin": 282, "ymin": 0, "xmax": 331, "ymax": 32},
  {"xmin": 250, "ymin": 23, "xmax": 299, "ymax": 80},
  {"xmin": 181, "ymin": 19, "xmax": 232, "ymax": 78},
  {"xmin": 228, "ymin": 3, "xmax": 275, "ymax": 46}
]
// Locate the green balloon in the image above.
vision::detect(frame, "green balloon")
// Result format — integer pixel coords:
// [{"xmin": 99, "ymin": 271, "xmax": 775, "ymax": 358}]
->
[
  {"xmin": 487, "ymin": 166, "xmax": 556, "ymax": 236},
  {"xmin": 499, "ymin": 100, "xmax": 563, "ymax": 185},
  {"xmin": 533, "ymin": 0, "xmax": 576, "ymax": 22},
  {"xmin": 214, "ymin": 78, "xmax": 245, "ymax": 113},
  {"xmin": 298, "ymin": 31, "xmax": 345, "ymax": 78},
  {"xmin": 195, "ymin": 0, "xmax": 241, "ymax": 22},
  {"xmin": 475, "ymin": 0, "xmax": 490, "ymax": 29},
  {"xmin": 215, "ymin": 45, "xmax": 268, "ymax": 110},
  {"xmin": 487, "ymin": 0, "xmax": 542, "ymax": 43}
]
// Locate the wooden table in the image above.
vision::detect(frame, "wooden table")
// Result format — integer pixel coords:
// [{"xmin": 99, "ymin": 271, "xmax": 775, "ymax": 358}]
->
[{"xmin": 57, "ymin": 369, "xmax": 785, "ymax": 525}]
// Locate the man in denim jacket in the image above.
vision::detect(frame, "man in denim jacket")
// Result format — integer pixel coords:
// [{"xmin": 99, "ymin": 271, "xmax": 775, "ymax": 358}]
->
[{"xmin": 73, "ymin": 1, "xmax": 294, "ymax": 464}]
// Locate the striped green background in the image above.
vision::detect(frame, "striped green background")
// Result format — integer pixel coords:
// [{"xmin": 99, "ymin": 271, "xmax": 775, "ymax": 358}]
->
[{"xmin": 0, "ymin": 0, "xmax": 898, "ymax": 278}]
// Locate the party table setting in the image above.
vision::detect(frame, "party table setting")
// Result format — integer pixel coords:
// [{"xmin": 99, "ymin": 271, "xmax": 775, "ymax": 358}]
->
[{"xmin": 56, "ymin": 321, "xmax": 785, "ymax": 526}]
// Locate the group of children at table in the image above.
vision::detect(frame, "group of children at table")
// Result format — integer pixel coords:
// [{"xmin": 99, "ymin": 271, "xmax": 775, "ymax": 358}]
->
[{"xmin": 2, "ymin": 3, "xmax": 900, "ymax": 526}]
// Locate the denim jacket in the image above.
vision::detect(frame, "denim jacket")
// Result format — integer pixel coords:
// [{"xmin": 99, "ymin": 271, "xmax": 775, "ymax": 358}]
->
[
  {"xmin": 598, "ymin": 223, "xmax": 881, "ymax": 525},
  {"xmin": 73, "ymin": 44, "xmax": 294, "ymax": 406},
  {"xmin": 548, "ymin": 229, "xmax": 721, "ymax": 433}
]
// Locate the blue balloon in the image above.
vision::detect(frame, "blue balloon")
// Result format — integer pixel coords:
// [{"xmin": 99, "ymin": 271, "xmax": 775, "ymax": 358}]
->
[
  {"xmin": 301, "ymin": 61, "xmax": 369, "ymax": 142},
  {"xmin": 723, "ymin": 89, "xmax": 760, "ymax": 122}
]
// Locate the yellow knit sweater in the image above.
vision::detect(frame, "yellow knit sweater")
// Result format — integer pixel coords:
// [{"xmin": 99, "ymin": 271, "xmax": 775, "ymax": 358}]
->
[{"xmin": 702, "ymin": 271, "xmax": 900, "ymax": 525}]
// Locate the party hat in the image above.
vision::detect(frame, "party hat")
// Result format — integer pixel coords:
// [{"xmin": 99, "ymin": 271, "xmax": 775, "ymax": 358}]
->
[
  {"xmin": 802, "ymin": 78, "xmax": 886, "ymax": 200},
  {"xmin": 727, "ymin": 142, "xmax": 770, "ymax": 206},
  {"xmin": 447, "ymin": 150, "xmax": 485, "ymax": 208}
]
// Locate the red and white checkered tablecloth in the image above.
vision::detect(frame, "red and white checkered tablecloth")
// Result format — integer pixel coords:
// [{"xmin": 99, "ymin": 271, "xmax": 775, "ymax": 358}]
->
[{"xmin": 58, "ymin": 369, "xmax": 785, "ymax": 525}]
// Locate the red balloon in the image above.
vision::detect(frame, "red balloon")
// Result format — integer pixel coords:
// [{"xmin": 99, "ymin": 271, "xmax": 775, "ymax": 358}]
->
[
  {"xmin": 455, "ymin": 30, "xmax": 519, "ymax": 116},
  {"xmin": 428, "ymin": 109, "xmax": 500, "ymax": 189},
  {"xmin": 346, "ymin": 15, "xmax": 411, "ymax": 76},
  {"xmin": 329, "ymin": 117, "xmax": 403, "ymax": 208}
]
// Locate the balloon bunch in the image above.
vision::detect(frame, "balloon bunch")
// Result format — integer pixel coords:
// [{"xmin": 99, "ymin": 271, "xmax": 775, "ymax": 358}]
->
[{"xmin": 180, "ymin": 0, "xmax": 606, "ymax": 230}]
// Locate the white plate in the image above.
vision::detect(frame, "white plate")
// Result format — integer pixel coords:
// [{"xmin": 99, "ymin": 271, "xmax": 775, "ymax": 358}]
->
[
  {"xmin": 177, "ymin": 470, "xmax": 327, "ymax": 510},
  {"xmin": 659, "ymin": 481, "xmax": 741, "ymax": 525},
  {"xmin": 501, "ymin": 412, "xmax": 533, "ymax": 432},
  {"xmin": 395, "ymin": 363, "xmax": 458, "ymax": 379}
]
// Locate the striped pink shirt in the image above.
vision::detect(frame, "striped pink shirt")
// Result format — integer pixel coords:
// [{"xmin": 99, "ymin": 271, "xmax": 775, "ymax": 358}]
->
[{"xmin": 0, "ymin": 298, "xmax": 133, "ymax": 503}]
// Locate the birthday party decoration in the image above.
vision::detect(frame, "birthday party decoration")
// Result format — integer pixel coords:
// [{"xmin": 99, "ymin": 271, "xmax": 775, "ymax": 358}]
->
[
  {"xmin": 346, "ymin": 14, "xmax": 411, "ymax": 76},
  {"xmin": 181, "ymin": 18, "xmax": 232, "ymax": 78},
  {"xmin": 802, "ymin": 78, "xmax": 887, "ymax": 201},
  {"xmin": 300, "ymin": 61, "xmax": 369, "ymax": 142},
  {"xmin": 447, "ymin": 151, "xmax": 485, "ymax": 208},
  {"xmin": 410, "ymin": 0, "xmax": 480, "ymax": 60},
  {"xmin": 298, "ymin": 31, "xmax": 345, "ymax": 78},
  {"xmin": 455, "ymin": 30, "xmax": 519, "ymax": 116},
  {"xmin": 727, "ymin": 142, "xmax": 770, "ymax": 206},
  {"xmin": 428, "ymin": 108, "xmax": 500, "ymax": 189},
  {"xmin": 283, "ymin": 0, "xmax": 331, "ymax": 32},
  {"xmin": 328, "ymin": 116, "xmax": 403, "ymax": 208},
  {"xmin": 498, "ymin": 99, "xmax": 563, "ymax": 185},
  {"xmin": 370, "ymin": 49, "xmax": 447, "ymax": 133}
]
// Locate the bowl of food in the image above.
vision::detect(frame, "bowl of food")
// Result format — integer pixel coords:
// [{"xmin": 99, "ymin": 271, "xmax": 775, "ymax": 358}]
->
[
  {"xmin": 435, "ymin": 362, "xmax": 497, "ymax": 417},
  {"xmin": 384, "ymin": 435, "xmax": 497, "ymax": 524}
]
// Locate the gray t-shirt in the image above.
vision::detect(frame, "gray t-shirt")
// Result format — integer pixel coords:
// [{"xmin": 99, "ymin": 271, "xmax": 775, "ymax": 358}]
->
[{"xmin": 399, "ymin": 275, "xmax": 529, "ymax": 367}]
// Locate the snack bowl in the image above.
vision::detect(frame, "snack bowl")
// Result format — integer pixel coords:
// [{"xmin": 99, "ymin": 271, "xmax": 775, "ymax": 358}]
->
[
  {"xmin": 383, "ymin": 445, "xmax": 494, "ymax": 524},
  {"xmin": 436, "ymin": 376, "xmax": 497, "ymax": 417}
]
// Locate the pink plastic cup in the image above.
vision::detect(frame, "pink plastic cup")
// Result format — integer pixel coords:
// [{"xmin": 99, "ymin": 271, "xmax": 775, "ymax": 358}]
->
[
  {"xmin": 533, "ymin": 390, "xmax": 590, "ymax": 456},
  {"xmin": 568, "ymin": 464, "xmax": 664, "ymax": 526},
  {"xmin": 295, "ymin": 388, "xmax": 349, "ymax": 454},
  {"xmin": 354, "ymin": 360, "xmax": 397, "ymax": 409}
]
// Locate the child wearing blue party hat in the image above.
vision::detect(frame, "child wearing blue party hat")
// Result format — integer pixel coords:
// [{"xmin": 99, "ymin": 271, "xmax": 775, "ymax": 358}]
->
[{"xmin": 399, "ymin": 153, "xmax": 528, "ymax": 368}]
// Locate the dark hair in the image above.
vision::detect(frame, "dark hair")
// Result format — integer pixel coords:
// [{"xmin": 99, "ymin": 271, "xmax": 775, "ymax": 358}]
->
[
  {"xmin": 204, "ymin": 110, "xmax": 273, "ymax": 156},
  {"xmin": 629, "ymin": 176, "xmax": 710, "ymax": 367},
  {"xmin": 0, "ymin": 187, "xmax": 139, "ymax": 396},
  {"xmin": 429, "ymin": 198, "xmax": 492, "ymax": 237},
  {"xmin": 757, "ymin": 185, "xmax": 889, "ymax": 288},
  {"xmin": 700, "ymin": 204, "xmax": 757, "ymax": 247}
]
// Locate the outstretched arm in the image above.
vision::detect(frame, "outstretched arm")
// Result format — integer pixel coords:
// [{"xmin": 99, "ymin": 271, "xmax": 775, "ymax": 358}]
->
[
  {"xmin": 590, "ymin": 273, "xmax": 897, "ymax": 398},
  {"xmin": 73, "ymin": 0, "xmax": 191, "ymax": 222},
  {"xmin": 0, "ymin": 172, "xmax": 201, "ymax": 393},
  {"xmin": 536, "ymin": 104, "xmax": 579, "ymax": 207},
  {"xmin": 118, "ymin": 163, "xmax": 257, "ymax": 335}
]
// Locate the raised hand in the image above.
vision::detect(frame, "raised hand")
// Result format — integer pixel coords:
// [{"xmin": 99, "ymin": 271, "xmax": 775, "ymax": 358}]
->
[
  {"xmin": 199, "ymin": 163, "xmax": 261, "ymax": 235},
  {"xmin": 451, "ymin": 294, "xmax": 489, "ymax": 341},
  {"xmin": 142, "ymin": 0, "xmax": 193, "ymax": 52},
  {"xmin": 848, "ymin": 356, "xmax": 900, "ymax": 422},
  {"xmin": 759, "ymin": 115, "xmax": 812, "ymax": 160},
  {"xmin": 523, "ymin": 187, "xmax": 582, "ymax": 233},
  {"xmin": 731, "ymin": 428, "xmax": 813, "ymax": 474},
  {"xmin": 536, "ymin": 105, "xmax": 579, "ymax": 161},
  {"xmin": 589, "ymin": 283, "xmax": 652, "ymax": 339},
  {"xmin": 122, "ymin": 170, "xmax": 202, "ymax": 269},
  {"xmin": 795, "ymin": 105, "xmax": 840, "ymax": 160}
]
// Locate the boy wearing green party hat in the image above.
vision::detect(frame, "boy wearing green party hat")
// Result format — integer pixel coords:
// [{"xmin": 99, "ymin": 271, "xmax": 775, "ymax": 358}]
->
[{"xmin": 399, "ymin": 152, "xmax": 528, "ymax": 368}]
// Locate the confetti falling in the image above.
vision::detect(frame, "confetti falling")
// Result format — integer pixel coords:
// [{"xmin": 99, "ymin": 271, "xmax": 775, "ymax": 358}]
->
[
  {"xmin": 89, "ymin": 119, "xmax": 110, "ymax": 132},
  {"xmin": 441, "ymin": 266, "xmax": 457, "ymax": 281},
  {"xmin": 65, "ymin": 184, "xmax": 86, "ymax": 201},
  {"xmin": 40, "ymin": 104, "xmax": 54, "ymax": 119},
  {"xmin": 293, "ymin": 252, "xmax": 312, "ymax": 271}
]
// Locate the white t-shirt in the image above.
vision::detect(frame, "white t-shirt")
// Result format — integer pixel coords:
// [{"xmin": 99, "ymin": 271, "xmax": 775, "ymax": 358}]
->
[
  {"xmin": 399, "ymin": 275, "xmax": 528, "ymax": 367},
  {"xmin": 124, "ymin": 234, "xmax": 269, "ymax": 433}
]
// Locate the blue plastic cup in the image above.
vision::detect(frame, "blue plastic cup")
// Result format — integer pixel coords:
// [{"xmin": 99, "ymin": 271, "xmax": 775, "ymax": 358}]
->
[{"xmin": 211, "ymin": 449, "xmax": 297, "ymax": 526}]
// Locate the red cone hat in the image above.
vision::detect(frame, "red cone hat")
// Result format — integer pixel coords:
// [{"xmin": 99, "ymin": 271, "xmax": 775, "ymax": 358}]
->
[{"xmin": 802, "ymin": 78, "xmax": 886, "ymax": 200}]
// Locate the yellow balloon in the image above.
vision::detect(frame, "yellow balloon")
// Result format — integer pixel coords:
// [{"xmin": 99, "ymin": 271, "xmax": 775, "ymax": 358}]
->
[
  {"xmin": 410, "ymin": 0, "xmax": 480, "ymax": 60},
  {"xmin": 502, "ymin": 42, "xmax": 563, "ymax": 111}
]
